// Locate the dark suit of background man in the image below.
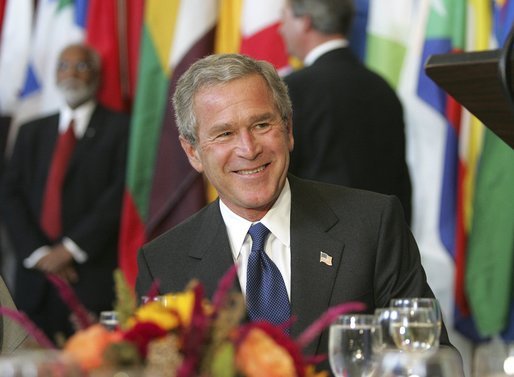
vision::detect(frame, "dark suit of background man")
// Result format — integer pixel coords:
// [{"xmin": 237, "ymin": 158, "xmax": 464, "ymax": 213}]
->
[
  {"xmin": 136, "ymin": 54, "xmax": 452, "ymax": 366},
  {"xmin": 0, "ymin": 44, "xmax": 129, "ymax": 340},
  {"xmin": 280, "ymin": 0, "xmax": 412, "ymax": 223}
]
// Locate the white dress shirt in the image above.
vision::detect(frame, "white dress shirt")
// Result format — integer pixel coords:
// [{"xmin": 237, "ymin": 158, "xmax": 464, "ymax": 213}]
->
[
  {"xmin": 304, "ymin": 38, "xmax": 349, "ymax": 66},
  {"xmin": 23, "ymin": 101, "xmax": 96, "ymax": 269},
  {"xmin": 220, "ymin": 179, "xmax": 292, "ymax": 299}
]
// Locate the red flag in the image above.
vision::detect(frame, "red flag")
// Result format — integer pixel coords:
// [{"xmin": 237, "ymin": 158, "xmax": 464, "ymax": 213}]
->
[
  {"xmin": 85, "ymin": 0, "xmax": 143, "ymax": 112},
  {"xmin": 0, "ymin": 0, "xmax": 7, "ymax": 41}
]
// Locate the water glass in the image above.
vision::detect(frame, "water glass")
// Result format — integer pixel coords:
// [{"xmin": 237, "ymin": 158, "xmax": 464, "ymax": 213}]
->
[{"xmin": 329, "ymin": 314, "xmax": 379, "ymax": 377}]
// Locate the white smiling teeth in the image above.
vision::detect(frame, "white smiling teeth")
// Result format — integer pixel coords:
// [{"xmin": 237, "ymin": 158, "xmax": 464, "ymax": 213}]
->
[{"xmin": 239, "ymin": 165, "xmax": 265, "ymax": 175}]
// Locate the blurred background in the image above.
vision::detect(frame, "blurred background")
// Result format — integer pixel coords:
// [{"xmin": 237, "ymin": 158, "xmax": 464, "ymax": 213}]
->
[{"xmin": 0, "ymin": 1, "xmax": 513, "ymax": 375}]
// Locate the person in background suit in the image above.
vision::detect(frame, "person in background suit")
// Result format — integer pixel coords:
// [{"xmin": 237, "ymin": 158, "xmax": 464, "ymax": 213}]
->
[
  {"xmin": 0, "ymin": 43, "xmax": 129, "ymax": 340},
  {"xmin": 280, "ymin": 0, "xmax": 412, "ymax": 223},
  {"xmin": 136, "ymin": 54, "xmax": 453, "ymax": 363}
]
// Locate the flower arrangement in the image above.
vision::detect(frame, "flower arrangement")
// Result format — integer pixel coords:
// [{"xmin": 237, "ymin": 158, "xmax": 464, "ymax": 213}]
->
[{"xmin": 0, "ymin": 267, "xmax": 365, "ymax": 377}]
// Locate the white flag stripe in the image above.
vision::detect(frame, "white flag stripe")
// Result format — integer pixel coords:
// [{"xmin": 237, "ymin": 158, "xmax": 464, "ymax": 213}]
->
[
  {"xmin": 0, "ymin": 0, "xmax": 33, "ymax": 115},
  {"xmin": 168, "ymin": 0, "xmax": 218, "ymax": 69},
  {"xmin": 367, "ymin": 0, "xmax": 417, "ymax": 46},
  {"xmin": 241, "ymin": 0, "xmax": 285, "ymax": 37}
]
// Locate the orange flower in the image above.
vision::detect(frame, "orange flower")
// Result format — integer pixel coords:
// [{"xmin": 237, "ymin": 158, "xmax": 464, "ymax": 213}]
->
[
  {"xmin": 236, "ymin": 327, "xmax": 297, "ymax": 377},
  {"xmin": 63, "ymin": 324, "xmax": 122, "ymax": 371}
]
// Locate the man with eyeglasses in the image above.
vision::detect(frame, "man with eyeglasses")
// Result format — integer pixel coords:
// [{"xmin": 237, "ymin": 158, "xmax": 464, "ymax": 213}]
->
[{"xmin": 0, "ymin": 43, "xmax": 129, "ymax": 340}]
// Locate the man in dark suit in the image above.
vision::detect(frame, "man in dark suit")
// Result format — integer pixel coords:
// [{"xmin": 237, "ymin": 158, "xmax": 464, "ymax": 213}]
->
[
  {"xmin": 0, "ymin": 44, "xmax": 128, "ymax": 340},
  {"xmin": 136, "ymin": 54, "xmax": 452, "ymax": 360},
  {"xmin": 280, "ymin": 0, "xmax": 412, "ymax": 223}
]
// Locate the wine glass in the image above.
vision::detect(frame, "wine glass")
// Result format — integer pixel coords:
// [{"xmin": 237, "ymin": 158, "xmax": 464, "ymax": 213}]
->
[
  {"xmin": 390, "ymin": 298, "xmax": 442, "ymax": 349},
  {"xmin": 373, "ymin": 308, "xmax": 398, "ymax": 353},
  {"xmin": 388, "ymin": 307, "xmax": 439, "ymax": 353},
  {"xmin": 329, "ymin": 314, "xmax": 379, "ymax": 377}
]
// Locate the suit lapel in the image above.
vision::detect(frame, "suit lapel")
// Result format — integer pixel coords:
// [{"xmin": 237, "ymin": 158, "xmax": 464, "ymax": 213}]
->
[
  {"xmin": 288, "ymin": 176, "xmax": 345, "ymax": 355},
  {"xmin": 187, "ymin": 201, "xmax": 241, "ymax": 299}
]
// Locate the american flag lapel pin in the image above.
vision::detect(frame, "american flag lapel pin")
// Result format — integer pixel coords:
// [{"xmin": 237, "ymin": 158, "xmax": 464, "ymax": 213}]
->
[{"xmin": 320, "ymin": 251, "xmax": 333, "ymax": 266}]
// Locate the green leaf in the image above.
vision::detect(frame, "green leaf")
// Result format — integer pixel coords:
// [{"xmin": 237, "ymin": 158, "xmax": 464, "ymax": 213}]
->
[{"xmin": 210, "ymin": 342, "xmax": 236, "ymax": 377}]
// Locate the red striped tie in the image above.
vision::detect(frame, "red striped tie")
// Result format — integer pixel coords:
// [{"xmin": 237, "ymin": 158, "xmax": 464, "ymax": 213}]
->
[{"xmin": 40, "ymin": 120, "xmax": 77, "ymax": 239}]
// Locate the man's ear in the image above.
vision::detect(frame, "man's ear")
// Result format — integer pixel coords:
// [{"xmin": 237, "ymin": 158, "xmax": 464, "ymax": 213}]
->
[
  {"xmin": 301, "ymin": 13, "xmax": 313, "ymax": 33},
  {"xmin": 179, "ymin": 136, "xmax": 204, "ymax": 173}
]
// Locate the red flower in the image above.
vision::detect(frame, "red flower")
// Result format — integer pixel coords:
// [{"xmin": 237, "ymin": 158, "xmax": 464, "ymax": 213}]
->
[{"xmin": 123, "ymin": 321, "xmax": 167, "ymax": 357}]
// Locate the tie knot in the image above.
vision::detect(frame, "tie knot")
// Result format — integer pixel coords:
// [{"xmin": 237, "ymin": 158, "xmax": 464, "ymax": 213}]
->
[{"xmin": 248, "ymin": 223, "xmax": 270, "ymax": 250}]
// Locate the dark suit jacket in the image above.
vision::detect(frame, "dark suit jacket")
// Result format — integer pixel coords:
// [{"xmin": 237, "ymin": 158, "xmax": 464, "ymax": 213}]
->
[
  {"xmin": 136, "ymin": 175, "xmax": 448, "ymax": 357},
  {"xmin": 285, "ymin": 47, "xmax": 412, "ymax": 223},
  {"xmin": 0, "ymin": 104, "xmax": 129, "ymax": 317}
]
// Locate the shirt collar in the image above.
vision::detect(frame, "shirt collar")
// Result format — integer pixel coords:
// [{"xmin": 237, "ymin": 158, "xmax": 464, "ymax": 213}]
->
[
  {"xmin": 59, "ymin": 100, "xmax": 96, "ymax": 138},
  {"xmin": 220, "ymin": 179, "xmax": 291, "ymax": 261},
  {"xmin": 304, "ymin": 38, "xmax": 348, "ymax": 66}
]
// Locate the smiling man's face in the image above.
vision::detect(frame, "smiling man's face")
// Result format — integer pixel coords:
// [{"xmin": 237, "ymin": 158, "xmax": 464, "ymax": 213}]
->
[{"xmin": 179, "ymin": 74, "xmax": 294, "ymax": 221}]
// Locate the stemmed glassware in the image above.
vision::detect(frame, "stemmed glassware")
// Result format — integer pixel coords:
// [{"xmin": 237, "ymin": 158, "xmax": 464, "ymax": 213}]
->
[
  {"xmin": 329, "ymin": 298, "xmax": 446, "ymax": 377},
  {"xmin": 389, "ymin": 298, "xmax": 442, "ymax": 350},
  {"xmin": 371, "ymin": 298, "xmax": 446, "ymax": 377},
  {"xmin": 388, "ymin": 306, "xmax": 439, "ymax": 353},
  {"xmin": 328, "ymin": 314, "xmax": 380, "ymax": 377},
  {"xmin": 373, "ymin": 307, "xmax": 398, "ymax": 353}
]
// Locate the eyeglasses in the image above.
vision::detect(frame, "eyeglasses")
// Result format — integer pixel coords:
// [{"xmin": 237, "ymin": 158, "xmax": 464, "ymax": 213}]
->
[{"xmin": 57, "ymin": 61, "xmax": 93, "ymax": 73}]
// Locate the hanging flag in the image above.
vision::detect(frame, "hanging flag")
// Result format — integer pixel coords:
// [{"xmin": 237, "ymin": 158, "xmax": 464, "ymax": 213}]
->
[
  {"xmin": 348, "ymin": 0, "xmax": 370, "ymax": 61},
  {"xmin": 215, "ymin": 0, "xmax": 243, "ymax": 54},
  {"xmin": 146, "ymin": 0, "xmax": 214, "ymax": 243},
  {"xmin": 240, "ymin": 0, "xmax": 290, "ymax": 73},
  {"xmin": 366, "ymin": 0, "xmax": 475, "ymax": 368},
  {"xmin": 85, "ymin": 0, "xmax": 125, "ymax": 111},
  {"xmin": 85, "ymin": 0, "xmax": 143, "ymax": 112},
  {"xmin": 119, "ymin": 0, "xmax": 216, "ymax": 287},
  {"xmin": 365, "ymin": 0, "xmax": 414, "ymax": 89},
  {"xmin": 465, "ymin": 0, "xmax": 514, "ymax": 340},
  {"xmin": 0, "ymin": 0, "xmax": 33, "ymax": 166},
  {"xmin": 0, "ymin": 0, "xmax": 33, "ymax": 116},
  {"xmin": 11, "ymin": 0, "xmax": 87, "ymax": 135},
  {"xmin": 126, "ymin": 0, "xmax": 144, "ymax": 106},
  {"xmin": 0, "ymin": 0, "xmax": 6, "ymax": 37}
]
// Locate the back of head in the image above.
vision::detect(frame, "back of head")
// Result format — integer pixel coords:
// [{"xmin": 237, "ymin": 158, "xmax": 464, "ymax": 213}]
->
[
  {"xmin": 289, "ymin": 0, "xmax": 354, "ymax": 36},
  {"xmin": 173, "ymin": 53, "xmax": 292, "ymax": 146}
]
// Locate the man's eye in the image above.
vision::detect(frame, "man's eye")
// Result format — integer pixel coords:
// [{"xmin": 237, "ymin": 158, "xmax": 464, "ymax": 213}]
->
[
  {"xmin": 255, "ymin": 123, "xmax": 270, "ymax": 130},
  {"xmin": 216, "ymin": 131, "xmax": 232, "ymax": 139}
]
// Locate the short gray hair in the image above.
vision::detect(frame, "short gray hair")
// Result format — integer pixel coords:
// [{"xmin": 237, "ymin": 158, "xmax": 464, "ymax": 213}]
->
[
  {"xmin": 290, "ymin": 0, "xmax": 354, "ymax": 35},
  {"xmin": 172, "ymin": 53, "xmax": 292, "ymax": 146}
]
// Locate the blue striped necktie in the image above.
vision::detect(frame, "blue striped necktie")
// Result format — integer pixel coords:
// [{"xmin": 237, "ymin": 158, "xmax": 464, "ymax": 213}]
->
[{"xmin": 246, "ymin": 222, "xmax": 291, "ymax": 331}]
